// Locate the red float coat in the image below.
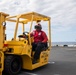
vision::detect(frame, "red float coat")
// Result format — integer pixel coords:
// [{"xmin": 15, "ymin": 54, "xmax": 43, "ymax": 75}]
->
[{"xmin": 31, "ymin": 30, "xmax": 48, "ymax": 43}]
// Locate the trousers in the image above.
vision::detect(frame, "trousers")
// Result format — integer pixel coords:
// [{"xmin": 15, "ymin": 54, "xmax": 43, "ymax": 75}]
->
[{"xmin": 32, "ymin": 42, "xmax": 47, "ymax": 60}]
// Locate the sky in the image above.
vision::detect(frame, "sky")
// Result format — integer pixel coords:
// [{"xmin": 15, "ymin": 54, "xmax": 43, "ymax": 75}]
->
[{"xmin": 0, "ymin": 0, "xmax": 76, "ymax": 42}]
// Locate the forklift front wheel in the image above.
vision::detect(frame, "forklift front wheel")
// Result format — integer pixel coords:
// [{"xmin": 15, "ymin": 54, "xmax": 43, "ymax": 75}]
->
[{"xmin": 4, "ymin": 55, "xmax": 22, "ymax": 75}]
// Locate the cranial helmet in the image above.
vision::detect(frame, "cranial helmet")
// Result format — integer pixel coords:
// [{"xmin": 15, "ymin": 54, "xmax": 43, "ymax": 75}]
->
[{"xmin": 34, "ymin": 24, "xmax": 42, "ymax": 29}]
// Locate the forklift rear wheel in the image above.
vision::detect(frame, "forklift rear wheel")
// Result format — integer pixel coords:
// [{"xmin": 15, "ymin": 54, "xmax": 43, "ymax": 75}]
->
[{"xmin": 4, "ymin": 55, "xmax": 22, "ymax": 75}]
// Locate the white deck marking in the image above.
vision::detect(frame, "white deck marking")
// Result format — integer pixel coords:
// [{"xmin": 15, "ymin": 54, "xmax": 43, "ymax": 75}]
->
[
  {"xmin": 48, "ymin": 61, "xmax": 55, "ymax": 64},
  {"xmin": 25, "ymin": 72, "xmax": 38, "ymax": 75}
]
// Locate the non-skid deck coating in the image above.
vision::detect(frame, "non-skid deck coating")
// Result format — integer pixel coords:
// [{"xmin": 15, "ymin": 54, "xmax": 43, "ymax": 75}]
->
[{"xmin": 3, "ymin": 47, "xmax": 76, "ymax": 75}]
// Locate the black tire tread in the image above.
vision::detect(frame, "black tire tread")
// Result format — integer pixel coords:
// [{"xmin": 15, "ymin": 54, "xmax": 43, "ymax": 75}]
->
[{"xmin": 4, "ymin": 55, "xmax": 22, "ymax": 75}]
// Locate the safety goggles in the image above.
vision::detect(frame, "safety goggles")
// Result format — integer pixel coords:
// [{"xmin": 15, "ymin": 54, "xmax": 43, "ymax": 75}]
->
[{"xmin": 35, "ymin": 26, "xmax": 41, "ymax": 29}]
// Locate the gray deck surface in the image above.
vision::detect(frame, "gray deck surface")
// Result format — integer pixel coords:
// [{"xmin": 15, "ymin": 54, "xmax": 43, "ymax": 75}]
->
[{"xmin": 3, "ymin": 47, "xmax": 76, "ymax": 75}]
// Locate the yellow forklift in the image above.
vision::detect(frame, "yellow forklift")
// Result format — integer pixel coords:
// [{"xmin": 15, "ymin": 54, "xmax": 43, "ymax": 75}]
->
[{"xmin": 0, "ymin": 12, "xmax": 51, "ymax": 75}]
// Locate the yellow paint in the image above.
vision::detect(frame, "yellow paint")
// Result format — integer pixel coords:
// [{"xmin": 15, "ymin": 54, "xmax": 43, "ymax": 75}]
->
[
  {"xmin": 0, "ymin": 12, "xmax": 9, "ymax": 75},
  {"xmin": 0, "ymin": 51, "xmax": 4, "ymax": 75}
]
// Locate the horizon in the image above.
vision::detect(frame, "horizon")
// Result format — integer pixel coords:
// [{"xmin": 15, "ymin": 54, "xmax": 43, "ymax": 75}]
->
[{"xmin": 52, "ymin": 41, "xmax": 76, "ymax": 42}]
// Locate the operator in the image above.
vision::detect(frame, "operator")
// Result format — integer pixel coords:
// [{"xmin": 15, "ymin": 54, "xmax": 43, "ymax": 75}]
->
[{"xmin": 30, "ymin": 23, "xmax": 48, "ymax": 64}]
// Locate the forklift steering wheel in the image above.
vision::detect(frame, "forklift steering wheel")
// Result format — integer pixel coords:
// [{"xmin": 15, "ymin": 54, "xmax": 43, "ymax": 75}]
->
[
  {"xmin": 23, "ymin": 32, "xmax": 29, "ymax": 39},
  {"xmin": 23, "ymin": 32, "xmax": 29, "ymax": 35}
]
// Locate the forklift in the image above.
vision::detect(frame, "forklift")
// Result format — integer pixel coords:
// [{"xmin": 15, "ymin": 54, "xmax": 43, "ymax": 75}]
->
[{"xmin": 0, "ymin": 12, "xmax": 51, "ymax": 75}]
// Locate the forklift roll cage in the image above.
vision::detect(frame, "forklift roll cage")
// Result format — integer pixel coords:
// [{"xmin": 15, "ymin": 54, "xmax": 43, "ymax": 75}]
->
[{"xmin": 6, "ymin": 12, "xmax": 51, "ymax": 49}]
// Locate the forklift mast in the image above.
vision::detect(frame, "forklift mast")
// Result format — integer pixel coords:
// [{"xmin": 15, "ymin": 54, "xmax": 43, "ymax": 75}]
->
[
  {"xmin": 0, "ymin": 12, "xmax": 9, "ymax": 50},
  {"xmin": 0, "ymin": 12, "xmax": 9, "ymax": 75}
]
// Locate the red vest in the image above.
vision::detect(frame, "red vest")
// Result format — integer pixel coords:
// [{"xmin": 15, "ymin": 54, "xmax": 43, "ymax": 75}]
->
[{"xmin": 31, "ymin": 30, "xmax": 48, "ymax": 43}]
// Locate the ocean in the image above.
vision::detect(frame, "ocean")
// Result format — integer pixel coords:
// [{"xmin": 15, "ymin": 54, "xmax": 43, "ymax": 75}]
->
[{"xmin": 52, "ymin": 42, "xmax": 76, "ymax": 46}]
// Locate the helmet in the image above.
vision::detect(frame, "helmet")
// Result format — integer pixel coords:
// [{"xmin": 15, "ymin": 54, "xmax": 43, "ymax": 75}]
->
[{"xmin": 34, "ymin": 24, "xmax": 42, "ymax": 29}]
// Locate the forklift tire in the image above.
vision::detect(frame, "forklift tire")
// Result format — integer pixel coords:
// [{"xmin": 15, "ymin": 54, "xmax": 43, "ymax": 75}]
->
[{"xmin": 4, "ymin": 55, "xmax": 22, "ymax": 75}]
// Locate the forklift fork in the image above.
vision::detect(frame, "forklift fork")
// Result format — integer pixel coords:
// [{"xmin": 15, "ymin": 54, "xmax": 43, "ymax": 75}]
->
[{"xmin": 0, "ymin": 51, "xmax": 4, "ymax": 75}]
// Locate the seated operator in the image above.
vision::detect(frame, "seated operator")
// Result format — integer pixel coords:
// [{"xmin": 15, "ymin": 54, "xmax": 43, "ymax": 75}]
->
[{"xmin": 30, "ymin": 23, "xmax": 48, "ymax": 64}]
